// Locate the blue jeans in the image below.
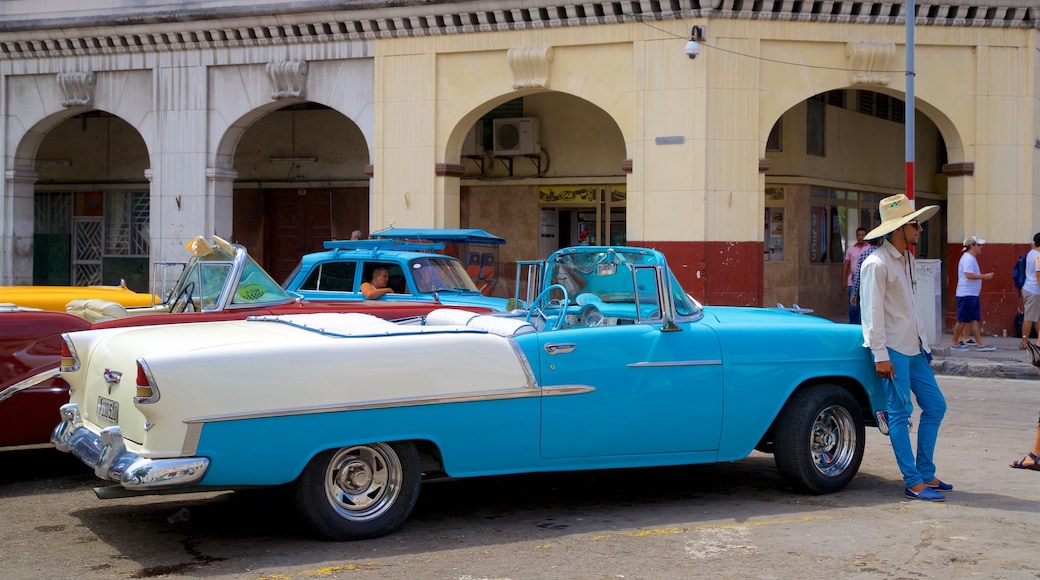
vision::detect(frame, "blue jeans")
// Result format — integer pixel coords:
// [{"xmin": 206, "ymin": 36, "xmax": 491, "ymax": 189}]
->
[
  {"xmin": 848, "ymin": 287, "xmax": 861, "ymax": 324},
  {"xmin": 884, "ymin": 348, "xmax": 946, "ymax": 487}
]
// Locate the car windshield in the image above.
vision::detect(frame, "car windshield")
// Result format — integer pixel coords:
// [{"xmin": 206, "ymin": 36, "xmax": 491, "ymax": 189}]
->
[
  {"xmin": 168, "ymin": 237, "xmax": 291, "ymax": 309},
  {"xmin": 410, "ymin": 257, "xmax": 480, "ymax": 293},
  {"xmin": 547, "ymin": 248, "xmax": 700, "ymax": 317}
]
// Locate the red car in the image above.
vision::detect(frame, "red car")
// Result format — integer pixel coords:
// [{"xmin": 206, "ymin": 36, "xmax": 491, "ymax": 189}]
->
[{"xmin": 0, "ymin": 236, "xmax": 485, "ymax": 448}]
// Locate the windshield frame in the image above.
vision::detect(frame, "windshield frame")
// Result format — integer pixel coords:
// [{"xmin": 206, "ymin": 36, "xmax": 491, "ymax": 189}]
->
[
  {"xmin": 545, "ymin": 247, "xmax": 701, "ymax": 319},
  {"xmin": 166, "ymin": 236, "xmax": 294, "ymax": 312}
]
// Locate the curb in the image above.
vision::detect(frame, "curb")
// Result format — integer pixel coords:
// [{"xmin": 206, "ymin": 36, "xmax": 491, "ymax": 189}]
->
[
  {"xmin": 930, "ymin": 358, "xmax": 1038, "ymax": 381},
  {"xmin": 928, "ymin": 344, "xmax": 1039, "ymax": 381}
]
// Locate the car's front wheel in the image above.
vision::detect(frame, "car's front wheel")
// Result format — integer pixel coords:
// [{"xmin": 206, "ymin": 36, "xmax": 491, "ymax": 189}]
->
[
  {"xmin": 773, "ymin": 384, "xmax": 865, "ymax": 494},
  {"xmin": 295, "ymin": 441, "xmax": 421, "ymax": 540}
]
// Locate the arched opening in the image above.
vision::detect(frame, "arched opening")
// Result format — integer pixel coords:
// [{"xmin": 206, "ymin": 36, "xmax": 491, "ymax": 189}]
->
[
  {"xmin": 31, "ymin": 111, "xmax": 150, "ymax": 289},
  {"xmin": 452, "ymin": 92, "xmax": 628, "ymax": 296},
  {"xmin": 762, "ymin": 88, "xmax": 951, "ymax": 322},
  {"xmin": 228, "ymin": 102, "xmax": 370, "ymax": 282}
]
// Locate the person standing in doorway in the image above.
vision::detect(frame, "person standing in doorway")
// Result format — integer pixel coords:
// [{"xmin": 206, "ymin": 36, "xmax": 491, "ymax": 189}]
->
[
  {"xmin": 843, "ymin": 226, "xmax": 870, "ymax": 324},
  {"xmin": 848, "ymin": 237, "xmax": 881, "ymax": 314},
  {"xmin": 950, "ymin": 236, "xmax": 995, "ymax": 351},
  {"xmin": 1018, "ymin": 232, "xmax": 1040, "ymax": 349},
  {"xmin": 860, "ymin": 193, "xmax": 951, "ymax": 502}
]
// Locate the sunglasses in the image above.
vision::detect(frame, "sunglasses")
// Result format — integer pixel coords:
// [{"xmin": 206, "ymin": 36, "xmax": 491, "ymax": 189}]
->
[{"xmin": 905, "ymin": 220, "xmax": 923, "ymax": 230}]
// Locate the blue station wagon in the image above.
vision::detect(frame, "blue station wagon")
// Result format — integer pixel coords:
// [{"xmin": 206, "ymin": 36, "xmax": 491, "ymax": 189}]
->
[{"xmin": 282, "ymin": 239, "xmax": 511, "ymax": 311}]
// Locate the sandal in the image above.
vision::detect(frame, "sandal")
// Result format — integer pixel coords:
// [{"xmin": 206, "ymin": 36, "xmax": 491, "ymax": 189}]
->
[
  {"xmin": 1009, "ymin": 452, "xmax": 1040, "ymax": 471},
  {"xmin": 1026, "ymin": 342, "xmax": 1040, "ymax": 369}
]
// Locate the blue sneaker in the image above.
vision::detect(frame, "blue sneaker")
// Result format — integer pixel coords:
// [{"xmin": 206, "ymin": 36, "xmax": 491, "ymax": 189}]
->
[
  {"xmin": 975, "ymin": 345, "xmax": 996, "ymax": 352},
  {"xmin": 905, "ymin": 487, "xmax": 945, "ymax": 502},
  {"xmin": 928, "ymin": 480, "xmax": 953, "ymax": 491},
  {"xmin": 950, "ymin": 343, "xmax": 969, "ymax": 351}
]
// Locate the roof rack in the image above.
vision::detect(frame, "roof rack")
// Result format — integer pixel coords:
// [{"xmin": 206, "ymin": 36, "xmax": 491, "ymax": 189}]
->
[{"xmin": 322, "ymin": 239, "xmax": 446, "ymax": 253}]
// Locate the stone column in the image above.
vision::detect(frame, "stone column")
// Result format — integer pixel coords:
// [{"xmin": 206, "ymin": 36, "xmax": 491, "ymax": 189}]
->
[{"xmin": 3, "ymin": 169, "xmax": 38, "ymax": 285}]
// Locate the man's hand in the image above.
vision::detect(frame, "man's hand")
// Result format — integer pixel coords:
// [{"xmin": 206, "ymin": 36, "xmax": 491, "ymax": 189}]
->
[{"xmin": 875, "ymin": 360, "xmax": 895, "ymax": 379}]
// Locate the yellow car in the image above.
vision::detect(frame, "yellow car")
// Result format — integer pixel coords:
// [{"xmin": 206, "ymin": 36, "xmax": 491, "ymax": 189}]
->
[{"xmin": 0, "ymin": 282, "xmax": 157, "ymax": 312}]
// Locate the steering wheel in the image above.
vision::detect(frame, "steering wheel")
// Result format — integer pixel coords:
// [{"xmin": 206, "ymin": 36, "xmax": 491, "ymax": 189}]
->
[
  {"xmin": 577, "ymin": 303, "xmax": 605, "ymax": 328},
  {"xmin": 524, "ymin": 283, "xmax": 570, "ymax": 331},
  {"xmin": 169, "ymin": 281, "xmax": 196, "ymax": 313}
]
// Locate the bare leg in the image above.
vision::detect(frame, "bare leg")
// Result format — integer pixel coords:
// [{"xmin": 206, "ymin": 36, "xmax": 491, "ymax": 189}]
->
[
  {"xmin": 1009, "ymin": 423, "xmax": 1040, "ymax": 469},
  {"xmin": 969, "ymin": 320, "xmax": 985, "ymax": 346}
]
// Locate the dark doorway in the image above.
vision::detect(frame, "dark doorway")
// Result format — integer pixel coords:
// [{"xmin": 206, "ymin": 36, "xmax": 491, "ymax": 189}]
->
[{"xmin": 265, "ymin": 188, "xmax": 333, "ymax": 282}]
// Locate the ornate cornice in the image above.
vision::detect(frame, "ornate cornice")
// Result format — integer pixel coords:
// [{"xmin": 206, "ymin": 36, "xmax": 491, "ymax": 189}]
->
[{"xmin": 0, "ymin": 1, "xmax": 1033, "ymax": 61}]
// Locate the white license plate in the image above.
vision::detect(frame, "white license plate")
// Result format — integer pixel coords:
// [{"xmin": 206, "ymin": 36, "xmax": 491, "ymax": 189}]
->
[{"xmin": 97, "ymin": 396, "xmax": 119, "ymax": 423}]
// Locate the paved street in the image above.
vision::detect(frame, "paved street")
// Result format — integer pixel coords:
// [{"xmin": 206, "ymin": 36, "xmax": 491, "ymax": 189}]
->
[{"xmin": 1, "ymin": 375, "xmax": 1037, "ymax": 579}]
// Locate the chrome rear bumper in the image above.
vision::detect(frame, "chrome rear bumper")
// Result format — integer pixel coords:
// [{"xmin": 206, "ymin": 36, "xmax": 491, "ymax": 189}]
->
[{"xmin": 51, "ymin": 403, "xmax": 208, "ymax": 490}]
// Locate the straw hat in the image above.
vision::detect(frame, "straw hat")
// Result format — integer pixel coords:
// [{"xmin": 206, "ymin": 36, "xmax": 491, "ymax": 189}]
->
[{"xmin": 864, "ymin": 194, "xmax": 939, "ymax": 240}]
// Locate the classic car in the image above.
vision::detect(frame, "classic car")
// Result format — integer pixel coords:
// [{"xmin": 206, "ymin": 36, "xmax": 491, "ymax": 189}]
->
[
  {"xmin": 281, "ymin": 233, "xmax": 511, "ymax": 311},
  {"xmin": 52, "ymin": 245, "xmax": 885, "ymax": 541},
  {"xmin": 0, "ymin": 282, "xmax": 157, "ymax": 312},
  {"xmin": 0, "ymin": 235, "xmax": 485, "ymax": 449}
]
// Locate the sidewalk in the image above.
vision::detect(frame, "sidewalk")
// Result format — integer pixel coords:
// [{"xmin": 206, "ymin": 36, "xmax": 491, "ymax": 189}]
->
[{"xmin": 929, "ymin": 333, "xmax": 1039, "ymax": 381}]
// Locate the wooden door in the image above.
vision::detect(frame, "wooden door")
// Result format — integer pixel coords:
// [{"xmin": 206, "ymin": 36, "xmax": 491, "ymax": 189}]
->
[{"xmin": 266, "ymin": 188, "xmax": 333, "ymax": 283}]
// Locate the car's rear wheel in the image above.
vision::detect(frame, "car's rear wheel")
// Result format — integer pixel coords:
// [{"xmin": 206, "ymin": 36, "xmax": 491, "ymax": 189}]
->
[
  {"xmin": 773, "ymin": 384, "xmax": 864, "ymax": 494},
  {"xmin": 295, "ymin": 441, "xmax": 421, "ymax": 540}
]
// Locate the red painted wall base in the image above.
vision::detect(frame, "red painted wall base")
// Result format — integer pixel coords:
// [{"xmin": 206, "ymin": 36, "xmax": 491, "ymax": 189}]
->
[{"xmin": 946, "ymin": 242, "xmax": 1031, "ymax": 338}]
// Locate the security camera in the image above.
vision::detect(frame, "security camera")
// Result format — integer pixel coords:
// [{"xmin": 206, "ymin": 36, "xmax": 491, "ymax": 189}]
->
[
  {"xmin": 684, "ymin": 39, "xmax": 701, "ymax": 59},
  {"xmin": 685, "ymin": 25, "xmax": 706, "ymax": 59}
]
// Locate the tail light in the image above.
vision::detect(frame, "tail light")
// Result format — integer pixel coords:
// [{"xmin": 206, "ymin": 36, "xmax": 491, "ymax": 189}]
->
[
  {"xmin": 134, "ymin": 359, "xmax": 160, "ymax": 403},
  {"xmin": 59, "ymin": 335, "xmax": 80, "ymax": 372}
]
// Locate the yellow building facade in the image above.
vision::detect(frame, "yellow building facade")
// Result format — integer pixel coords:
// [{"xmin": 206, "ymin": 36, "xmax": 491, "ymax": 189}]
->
[{"xmin": 0, "ymin": 0, "xmax": 1036, "ymax": 329}]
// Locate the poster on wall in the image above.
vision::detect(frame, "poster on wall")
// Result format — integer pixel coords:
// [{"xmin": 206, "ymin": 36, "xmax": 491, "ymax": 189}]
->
[{"xmin": 810, "ymin": 205, "xmax": 828, "ymax": 263}]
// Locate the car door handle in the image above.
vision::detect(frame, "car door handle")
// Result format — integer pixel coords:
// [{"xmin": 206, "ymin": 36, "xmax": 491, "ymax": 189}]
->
[{"xmin": 544, "ymin": 343, "xmax": 576, "ymax": 355}]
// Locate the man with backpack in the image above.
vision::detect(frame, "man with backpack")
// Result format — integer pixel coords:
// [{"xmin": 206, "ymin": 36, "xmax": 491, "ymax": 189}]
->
[{"xmin": 1017, "ymin": 233, "xmax": 1040, "ymax": 349}]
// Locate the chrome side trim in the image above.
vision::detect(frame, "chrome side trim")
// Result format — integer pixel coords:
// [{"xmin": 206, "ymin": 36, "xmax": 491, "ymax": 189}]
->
[
  {"xmin": 626, "ymin": 360, "xmax": 722, "ymax": 367},
  {"xmin": 0, "ymin": 367, "xmax": 61, "ymax": 404},
  {"xmin": 184, "ymin": 385, "xmax": 543, "ymax": 424},
  {"xmin": 506, "ymin": 337, "xmax": 539, "ymax": 389},
  {"xmin": 51, "ymin": 403, "xmax": 208, "ymax": 490},
  {"xmin": 181, "ymin": 422, "xmax": 203, "ymax": 456},
  {"xmin": 541, "ymin": 384, "xmax": 595, "ymax": 397}
]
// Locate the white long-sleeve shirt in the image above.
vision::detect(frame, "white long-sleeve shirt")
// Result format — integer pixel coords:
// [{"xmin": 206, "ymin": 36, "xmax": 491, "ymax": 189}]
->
[{"xmin": 860, "ymin": 240, "xmax": 931, "ymax": 362}]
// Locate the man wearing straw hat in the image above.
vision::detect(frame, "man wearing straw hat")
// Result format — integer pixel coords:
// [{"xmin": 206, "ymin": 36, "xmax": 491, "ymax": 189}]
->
[{"xmin": 860, "ymin": 194, "xmax": 951, "ymax": 502}]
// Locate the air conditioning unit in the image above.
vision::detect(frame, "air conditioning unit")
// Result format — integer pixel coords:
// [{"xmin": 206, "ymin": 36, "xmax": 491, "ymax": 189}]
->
[
  {"xmin": 461, "ymin": 121, "xmax": 483, "ymax": 157},
  {"xmin": 492, "ymin": 117, "xmax": 540, "ymax": 156}
]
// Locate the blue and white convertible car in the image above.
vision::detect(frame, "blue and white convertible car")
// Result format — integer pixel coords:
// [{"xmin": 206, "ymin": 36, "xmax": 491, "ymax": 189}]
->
[{"xmin": 52, "ymin": 245, "xmax": 885, "ymax": 540}]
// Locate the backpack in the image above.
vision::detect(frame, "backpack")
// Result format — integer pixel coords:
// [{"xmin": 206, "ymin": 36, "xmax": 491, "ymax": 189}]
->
[{"xmin": 1013, "ymin": 254, "xmax": 1027, "ymax": 290}]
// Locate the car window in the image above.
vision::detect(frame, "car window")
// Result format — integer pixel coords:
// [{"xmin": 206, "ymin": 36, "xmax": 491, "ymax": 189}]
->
[
  {"xmin": 363, "ymin": 262, "xmax": 409, "ymax": 294},
  {"xmin": 301, "ymin": 262, "xmax": 357, "ymax": 292},
  {"xmin": 230, "ymin": 257, "xmax": 293, "ymax": 304}
]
